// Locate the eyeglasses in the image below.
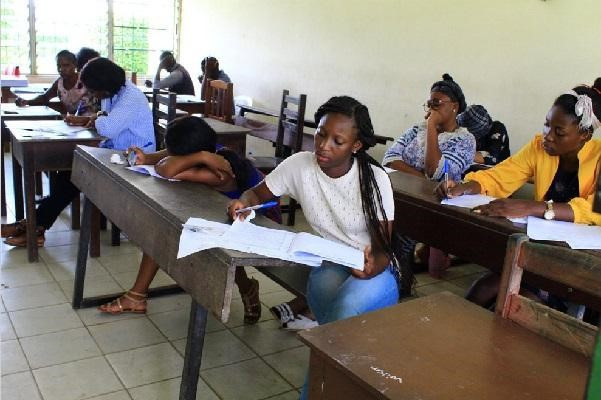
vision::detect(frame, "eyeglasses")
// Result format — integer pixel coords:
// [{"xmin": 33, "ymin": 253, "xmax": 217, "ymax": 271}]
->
[{"xmin": 423, "ymin": 99, "xmax": 453, "ymax": 112}]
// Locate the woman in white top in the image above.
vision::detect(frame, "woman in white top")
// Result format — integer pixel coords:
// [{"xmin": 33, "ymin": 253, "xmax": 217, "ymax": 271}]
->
[{"xmin": 228, "ymin": 96, "xmax": 412, "ymax": 399}]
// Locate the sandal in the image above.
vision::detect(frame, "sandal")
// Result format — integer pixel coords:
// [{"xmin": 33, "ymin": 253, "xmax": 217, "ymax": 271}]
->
[
  {"xmin": 98, "ymin": 290, "xmax": 147, "ymax": 315},
  {"xmin": 1, "ymin": 220, "xmax": 26, "ymax": 238},
  {"xmin": 240, "ymin": 278, "xmax": 261, "ymax": 325},
  {"xmin": 4, "ymin": 227, "xmax": 45, "ymax": 247}
]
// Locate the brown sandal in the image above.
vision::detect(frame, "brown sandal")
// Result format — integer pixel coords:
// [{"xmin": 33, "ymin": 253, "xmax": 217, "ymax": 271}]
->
[
  {"xmin": 240, "ymin": 278, "xmax": 261, "ymax": 325},
  {"xmin": 98, "ymin": 290, "xmax": 147, "ymax": 315}
]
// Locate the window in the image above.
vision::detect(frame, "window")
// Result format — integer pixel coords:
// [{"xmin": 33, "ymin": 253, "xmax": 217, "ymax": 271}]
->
[
  {"xmin": 0, "ymin": 0, "xmax": 179, "ymax": 75},
  {"xmin": 0, "ymin": 0, "xmax": 31, "ymax": 74},
  {"xmin": 34, "ymin": 0, "xmax": 108, "ymax": 74},
  {"xmin": 113, "ymin": 0, "xmax": 177, "ymax": 75}
]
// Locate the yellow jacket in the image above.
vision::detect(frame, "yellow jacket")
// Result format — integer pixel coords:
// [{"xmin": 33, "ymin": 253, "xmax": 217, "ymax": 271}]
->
[{"xmin": 465, "ymin": 134, "xmax": 601, "ymax": 225}]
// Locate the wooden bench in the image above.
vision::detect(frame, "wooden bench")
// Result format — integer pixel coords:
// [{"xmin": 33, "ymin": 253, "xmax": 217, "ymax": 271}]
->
[{"xmin": 237, "ymin": 104, "xmax": 394, "ymax": 148}]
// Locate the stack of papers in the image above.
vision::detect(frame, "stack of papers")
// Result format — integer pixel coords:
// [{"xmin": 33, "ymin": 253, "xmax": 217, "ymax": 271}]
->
[
  {"xmin": 441, "ymin": 194, "xmax": 527, "ymax": 224},
  {"xmin": 177, "ymin": 212, "xmax": 365, "ymax": 270},
  {"xmin": 126, "ymin": 165, "xmax": 180, "ymax": 181},
  {"xmin": 526, "ymin": 217, "xmax": 601, "ymax": 250}
]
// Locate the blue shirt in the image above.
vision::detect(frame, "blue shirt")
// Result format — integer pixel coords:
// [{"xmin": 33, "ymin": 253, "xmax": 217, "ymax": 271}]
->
[{"xmin": 96, "ymin": 81, "xmax": 155, "ymax": 151}]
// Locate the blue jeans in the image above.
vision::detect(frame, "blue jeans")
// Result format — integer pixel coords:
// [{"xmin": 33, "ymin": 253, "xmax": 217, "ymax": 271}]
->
[{"xmin": 299, "ymin": 262, "xmax": 399, "ymax": 399}]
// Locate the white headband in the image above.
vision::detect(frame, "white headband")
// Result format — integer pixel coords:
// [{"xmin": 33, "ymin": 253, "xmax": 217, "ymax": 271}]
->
[{"xmin": 565, "ymin": 90, "xmax": 600, "ymax": 132}]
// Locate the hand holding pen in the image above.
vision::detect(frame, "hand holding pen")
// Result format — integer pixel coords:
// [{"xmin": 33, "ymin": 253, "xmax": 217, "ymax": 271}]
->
[{"xmin": 227, "ymin": 200, "xmax": 278, "ymax": 221}]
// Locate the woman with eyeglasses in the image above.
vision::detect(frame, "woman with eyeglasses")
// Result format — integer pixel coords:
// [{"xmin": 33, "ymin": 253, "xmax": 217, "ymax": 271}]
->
[{"xmin": 383, "ymin": 74, "xmax": 476, "ymax": 277}]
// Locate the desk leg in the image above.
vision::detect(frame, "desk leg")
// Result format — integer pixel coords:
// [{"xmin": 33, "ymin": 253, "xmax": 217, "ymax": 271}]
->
[
  {"xmin": 1, "ymin": 145, "xmax": 6, "ymax": 217},
  {"xmin": 90, "ymin": 204, "xmax": 100, "ymax": 258},
  {"xmin": 23, "ymin": 154, "xmax": 38, "ymax": 262},
  {"xmin": 12, "ymin": 152, "xmax": 23, "ymax": 221},
  {"xmin": 73, "ymin": 197, "xmax": 92, "ymax": 309},
  {"xmin": 179, "ymin": 300, "xmax": 208, "ymax": 400},
  {"xmin": 111, "ymin": 223, "xmax": 121, "ymax": 246}
]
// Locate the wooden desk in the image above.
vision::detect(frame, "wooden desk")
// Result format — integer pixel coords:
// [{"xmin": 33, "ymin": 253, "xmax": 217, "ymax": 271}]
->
[
  {"xmin": 1, "ymin": 104, "xmax": 61, "ymax": 120},
  {"xmin": 6, "ymin": 120, "xmax": 101, "ymax": 261},
  {"xmin": 190, "ymin": 115, "xmax": 251, "ymax": 156},
  {"xmin": 299, "ymin": 291, "xmax": 590, "ymax": 400},
  {"xmin": 146, "ymin": 93, "xmax": 204, "ymax": 114},
  {"xmin": 1, "ymin": 106, "xmax": 63, "ymax": 216},
  {"xmin": 388, "ymin": 171, "xmax": 601, "ymax": 309},
  {"xmin": 70, "ymin": 145, "xmax": 307, "ymax": 400},
  {"xmin": 1, "ymin": 75, "xmax": 28, "ymax": 103},
  {"xmin": 238, "ymin": 105, "xmax": 394, "ymax": 146}
]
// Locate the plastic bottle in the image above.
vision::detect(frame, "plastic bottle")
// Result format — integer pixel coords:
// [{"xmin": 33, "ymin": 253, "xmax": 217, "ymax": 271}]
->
[{"xmin": 14, "ymin": 66, "xmax": 20, "ymax": 76}]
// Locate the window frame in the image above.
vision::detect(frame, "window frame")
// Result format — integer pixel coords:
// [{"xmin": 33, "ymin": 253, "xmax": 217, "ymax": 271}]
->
[{"xmin": 9, "ymin": 0, "xmax": 181, "ymax": 76}]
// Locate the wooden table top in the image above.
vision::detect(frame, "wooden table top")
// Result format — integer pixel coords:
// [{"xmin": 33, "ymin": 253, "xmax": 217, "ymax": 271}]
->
[
  {"xmin": 299, "ymin": 291, "xmax": 590, "ymax": 400},
  {"xmin": 1, "ymin": 104, "xmax": 61, "ymax": 119},
  {"xmin": 5, "ymin": 120, "xmax": 99, "ymax": 143},
  {"xmin": 192, "ymin": 115, "xmax": 252, "ymax": 135},
  {"xmin": 71, "ymin": 145, "xmax": 305, "ymax": 321},
  {"xmin": 388, "ymin": 170, "xmax": 601, "ymax": 308}
]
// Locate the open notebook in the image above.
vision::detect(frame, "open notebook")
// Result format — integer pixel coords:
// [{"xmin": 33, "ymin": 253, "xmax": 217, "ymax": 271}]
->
[
  {"xmin": 126, "ymin": 165, "xmax": 180, "ymax": 181},
  {"xmin": 177, "ymin": 211, "xmax": 364, "ymax": 270}
]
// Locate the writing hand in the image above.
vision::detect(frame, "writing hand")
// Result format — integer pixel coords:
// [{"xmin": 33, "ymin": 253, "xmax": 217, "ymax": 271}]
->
[
  {"xmin": 227, "ymin": 200, "xmax": 251, "ymax": 221},
  {"xmin": 15, "ymin": 98, "xmax": 28, "ymax": 107},
  {"xmin": 124, "ymin": 146, "xmax": 146, "ymax": 165}
]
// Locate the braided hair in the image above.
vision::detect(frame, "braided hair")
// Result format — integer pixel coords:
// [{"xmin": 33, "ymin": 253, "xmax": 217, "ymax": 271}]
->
[{"xmin": 314, "ymin": 96, "xmax": 414, "ymax": 295}]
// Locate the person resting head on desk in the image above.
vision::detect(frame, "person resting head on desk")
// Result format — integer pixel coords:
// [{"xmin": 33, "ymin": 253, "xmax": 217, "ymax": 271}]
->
[
  {"xmin": 2, "ymin": 57, "xmax": 155, "ymax": 248},
  {"xmin": 15, "ymin": 50, "xmax": 84, "ymax": 114},
  {"xmin": 435, "ymin": 79, "xmax": 601, "ymax": 308},
  {"xmin": 144, "ymin": 50, "xmax": 195, "ymax": 95},
  {"xmin": 382, "ymin": 74, "xmax": 475, "ymax": 278},
  {"xmin": 458, "ymin": 104, "xmax": 510, "ymax": 166},
  {"xmin": 99, "ymin": 116, "xmax": 279, "ymax": 324}
]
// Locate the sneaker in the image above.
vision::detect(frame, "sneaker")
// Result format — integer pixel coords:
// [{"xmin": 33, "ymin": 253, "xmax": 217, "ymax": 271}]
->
[
  {"xmin": 283, "ymin": 315, "xmax": 318, "ymax": 331},
  {"xmin": 269, "ymin": 302, "xmax": 296, "ymax": 326}
]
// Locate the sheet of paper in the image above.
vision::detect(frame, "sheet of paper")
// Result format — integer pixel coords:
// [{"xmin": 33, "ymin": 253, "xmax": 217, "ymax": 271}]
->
[
  {"xmin": 383, "ymin": 166, "xmax": 396, "ymax": 174},
  {"xmin": 291, "ymin": 232, "xmax": 364, "ymax": 270},
  {"xmin": 440, "ymin": 194, "xmax": 526, "ymax": 224},
  {"xmin": 177, "ymin": 212, "xmax": 365, "ymax": 269},
  {"xmin": 527, "ymin": 216, "xmax": 601, "ymax": 249},
  {"xmin": 126, "ymin": 165, "xmax": 180, "ymax": 181},
  {"xmin": 22, "ymin": 120, "xmax": 87, "ymax": 135}
]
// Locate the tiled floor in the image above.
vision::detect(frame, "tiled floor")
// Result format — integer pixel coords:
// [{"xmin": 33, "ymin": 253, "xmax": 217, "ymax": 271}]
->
[{"xmin": 0, "ymin": 151, "xmax": 487, "ymax": 400}]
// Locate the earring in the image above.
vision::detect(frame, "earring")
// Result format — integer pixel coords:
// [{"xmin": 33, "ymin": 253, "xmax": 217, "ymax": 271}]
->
[{"xmin": 453, "ymin": 109, "xmax": 456, "ymax": 113}]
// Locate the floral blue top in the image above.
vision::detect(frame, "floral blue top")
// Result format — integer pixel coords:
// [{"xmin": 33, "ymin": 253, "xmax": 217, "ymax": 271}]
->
[{"xmin": 382, "ymin": 122, "xmax": 476, "ymax": 182}]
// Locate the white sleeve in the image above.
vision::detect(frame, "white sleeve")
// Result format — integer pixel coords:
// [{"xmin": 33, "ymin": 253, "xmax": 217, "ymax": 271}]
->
[
  {"xmin": 373, "ymin": 167, "xmax": 395, "ymax": 221},
  {"xmin": 264, "ymin": 152, "xmax": 307, "ymax": 199}
]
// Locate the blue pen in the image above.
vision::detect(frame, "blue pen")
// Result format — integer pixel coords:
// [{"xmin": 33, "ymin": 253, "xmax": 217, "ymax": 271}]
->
[
  {"xmin": 443, "ymin": 159, "xmax": 449, "ymax": 198},
  {"xmin": 74, "ymin": 101, "xmax": 84, "ymax": 116},
  {"xmin": 235, "ymin": 201, "xmax": 278, "ymax": 214},
  {"xmin": 127, "ymin": 142, "xmax": 153, "ymax": 166}
]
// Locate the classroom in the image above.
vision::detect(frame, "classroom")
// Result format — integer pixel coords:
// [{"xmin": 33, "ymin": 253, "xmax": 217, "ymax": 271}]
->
[{"xmin": 1, "ymin": 0, "xmax": 600, "ymax": 399}]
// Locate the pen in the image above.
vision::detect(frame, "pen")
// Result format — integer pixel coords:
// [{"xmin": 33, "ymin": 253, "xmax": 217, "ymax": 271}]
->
[
  {"xmin": 443, "ymin": 158, "xmax": 449, "ymax": 199},
  {"xmin": 235, "ymin": 201, "xmax": 278, "ymax": 214}
]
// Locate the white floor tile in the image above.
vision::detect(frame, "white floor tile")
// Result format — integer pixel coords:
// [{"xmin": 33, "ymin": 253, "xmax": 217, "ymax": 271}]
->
[
  {"xmin": 88, "ymin": 317, "xmax": 165, "ymax": 354},
  {"xmin": 9, "ymin": 303, "xmax": 83, "ymax": 337},
  {"xmin": 1, "ymin": 371, "xmax": 42, "ymax": 400},
  {"xmin": 20, "ymin": 327, "xmax": 101, "ymax": 369},
  {"xmin": 1, "ymin": 282, "xmax": 67, "ymax": 311},
  {"xmin": 106, "ymin": 342, "xmax": 183, "ymax": 388},
  {"xmin": 33, "ymin": 356, "xmax": 123, "ymax": 400},
  {"xmin": 1, "ymin": 339, "xmax": 30, "ymax": 375}
]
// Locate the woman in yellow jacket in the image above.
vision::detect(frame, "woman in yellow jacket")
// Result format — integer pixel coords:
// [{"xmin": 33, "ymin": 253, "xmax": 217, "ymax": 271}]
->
[{"xmin": 437, "ymin": 80, "xmax": 601, "ymax": 307}]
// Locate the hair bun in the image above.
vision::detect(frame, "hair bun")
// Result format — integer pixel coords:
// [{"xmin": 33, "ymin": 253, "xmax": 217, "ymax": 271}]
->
[{"xmin": 442, "ymin": 73, "xmax": 453, "ymax": 82}]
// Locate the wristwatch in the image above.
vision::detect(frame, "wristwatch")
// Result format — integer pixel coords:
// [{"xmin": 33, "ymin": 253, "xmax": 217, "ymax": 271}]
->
[
  {"xmin": 96, "ymin": 110, "xmax": 108, "ymax": 118},
  {"xmin": 543, "ymin": 200, "xmax": 555, "ymax": 220}
]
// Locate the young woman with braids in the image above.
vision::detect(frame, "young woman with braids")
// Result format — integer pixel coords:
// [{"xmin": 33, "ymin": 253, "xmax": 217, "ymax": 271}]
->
[
  {"xmin": 228, "ymin": 96, "xmax": 412, "ymax": 399},
  {"xmin": 436, "ymin": 80, "xmax": 601, "ymax": 309}
]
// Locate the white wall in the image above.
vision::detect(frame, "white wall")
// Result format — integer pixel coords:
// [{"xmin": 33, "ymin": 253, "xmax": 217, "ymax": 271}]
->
[{"xmin": 180, "ymin": 0, "xmax": 601, "ymax": 160}]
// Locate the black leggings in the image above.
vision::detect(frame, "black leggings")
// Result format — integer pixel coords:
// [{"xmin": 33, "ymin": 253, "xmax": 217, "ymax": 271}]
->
[{"xmin": 36, "ymin": 171, "xmax": 79, "ymax": 229}]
